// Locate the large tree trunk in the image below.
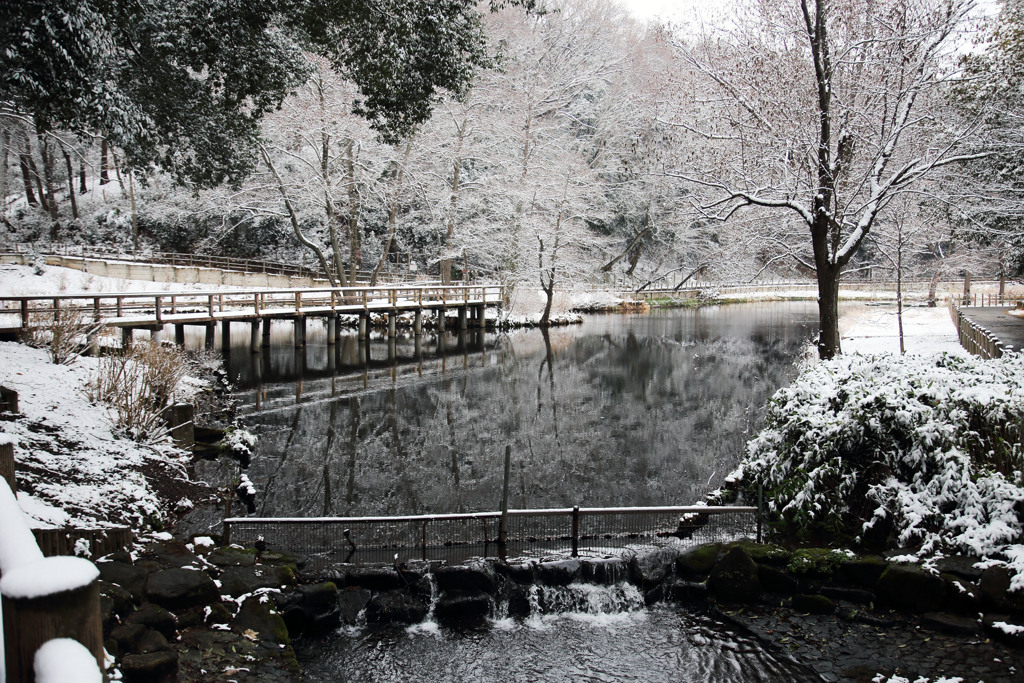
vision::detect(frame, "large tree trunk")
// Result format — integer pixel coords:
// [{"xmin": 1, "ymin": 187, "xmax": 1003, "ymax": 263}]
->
[
  {"xmin": 815, "ymin": 264, "xmax": 841, "ymax": 359},
  {"xmin": 371, "ymin": 143, "xmax": 411, "ymax": 286},
  {"xmin": 99, "ymin": 138, "xmax": 110, "ymax": 185},
  {"xmin": 18, "ymin": 154, "xmax": 38, "ymax": 206},
  {"xmin": 61, "ymin": 145, "xmax": 79, "ymax": 220}
]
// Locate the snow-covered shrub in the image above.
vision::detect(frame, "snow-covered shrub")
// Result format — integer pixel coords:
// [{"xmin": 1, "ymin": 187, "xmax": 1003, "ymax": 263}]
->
[
  {"xmin": 85, "ymin": 341, "xmax": 186, "ymax": 441},
  {"xmin": 221, "ymin": 426, "xmax": 257, "ymax": 465},
  {"xmin": 731, "ymin": 353, "xmax": 1024, "ymax": 580},
  {"xmin": 21, "ymin": 307, "xmax": 99, "ymax": 365}
]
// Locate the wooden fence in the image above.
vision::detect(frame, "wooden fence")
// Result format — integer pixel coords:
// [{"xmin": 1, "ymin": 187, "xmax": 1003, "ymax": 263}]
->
[{"xmin": 949, "ymin": 301, "xmax": 1006, "ymax": 359}]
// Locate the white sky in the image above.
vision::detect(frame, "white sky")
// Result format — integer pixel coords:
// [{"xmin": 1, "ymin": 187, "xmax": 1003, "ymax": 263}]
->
[{"xmin": 620, "ymin": 0, "xmax": 733, "ymax": 25}]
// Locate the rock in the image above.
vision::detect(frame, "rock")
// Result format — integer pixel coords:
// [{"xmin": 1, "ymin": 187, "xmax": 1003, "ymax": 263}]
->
[
  {"xmin": 835, "ymin": 555, "xmax": 887, "ymax": 587},
  {"xmin": 364, "ymin": 590, "xmax": 428, "ymax": 625},
  {"xmin": 145, "ymin": 539, "xmax": 201, "ymax": 568},
  {"xmin": 108, "ymin": 623, "xmax": 148, "ymax": 656},
  {"xmin": 665, "ymin": 578, "xmax": 709, "ymax": 604},
  {"xmin": 126, "ymin": 603, "xmax": 177, "ymax": 640},
  {"xmin": 232, "ymin": 595, "xmax": 291, "ymax": 647},
  {"xmin": 434, "ymin": 591, "xmax": 492, "ymax": 626},
  {"xmin": 757, "ymin": 565, "xmax": 799, "ymax": 595},
  {"xmin": 708, "ymin": 547, "xmax": 760, "ymax": 603},
  {"xmin": 99, "ymin": 580, "xmax": 134, "ymax": 628},
  {"xmin": 675, "ymin": 543, "xmax": 722, "ymax": 577},
  {"xmin": 219, "ymin": 564, "xmax": 296, "ymax": 597},
  {"xmin": 820, "ymin": 586, "xmax": 875, "ymax": 605},
  {"xmin": 338, "ymin": 587, "xmax": 372, "ymax": 625},
  {"xmin": 121, "ymin": 650, "xmax": 178, "ymax": 683},
  {"xmin": 729, "ymin": 541, "xmax": 791, "ymax": 566},
  {"xmin": 536, "ymin": 560, "xmax": 581, "ymax": 586},
  {"xmin": 206, "ymin": 602, "xmax": 233, "ymax": 626},
  {"xmin": 874, "ymin": 564, "xmax": 946, "ymax": 612},
  {"xmin": 628, "ymin": 548, "xmax": 677, "ymax": 587},
  {"xmin": 935, "ymin": 555, "xmax": 983, "ymax": 582},
  {"xmin": 921, "ymin": 612, "xmax": 980, "ymax": 635},
  {"xmin": 581, "ymin": 558, "xmax": 628, "ymax": 584},
  {"xmin": 204, "ymin": 546, "xmax": 257, "ymax": 567},
  {"xmin": 433, "ymin": 564, "xmax": 498, "ymax": 594},
  {"xmin": 494, "ymin": 561, "xmax": 534, "ymax": 585},
  {"xmin": 942, "ymin": 575, "xmax": 981, "ymax": 615},
  {"xmin": 279, "ymin": 582, "xmax": 341, "ymax": 635},
  {"xmin": 792, "ymin": 594, "xmax": 836, "ymax": 615},
  {"xmin": 98, "ymin": 560, "xmax": 150, "ymax": 602},
  {"xmin": 983, "ymin": 614, "xmax": 1024, "ymax": 647},
  {"xmin": 507, "ymin": 585, "xmax": 532, "ymax": 618},
  {"xmin": 786, "ymin": 549, "xmax": 848, "ymax": 579},
  {"xmin": 174, "ymin": 609, "xmax": 205, "ymax": 630},
  {"xmin": 978, "ymin": 566, "xmax": 1024, "ymax": 611},
  {"xmin": 136, "ymin": 628, "xmax": 172, "ymax": 654},
  {"xmin": 344, "ymin": 567, "xmax": 404, "ymax": 591},
  {"xmin": 145, "ymin": 568, "xmax": 220, "ymax": 610}
]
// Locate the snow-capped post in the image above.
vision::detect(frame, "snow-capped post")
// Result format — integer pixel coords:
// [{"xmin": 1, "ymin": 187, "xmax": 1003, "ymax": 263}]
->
[
  {"xmin": 571, "ymin": 506, "xmax": 580, "ymax": 558},
  {"xmin": 498, "ymin": 445, "xmax": 511, "ymax": 559},
  {"xmin": 0, "ymin": 435, "xmax": 15, "ymax": 494},
  {"xmin": 0, "ymin": 481, "xmax": 103, "ymax": 681}
]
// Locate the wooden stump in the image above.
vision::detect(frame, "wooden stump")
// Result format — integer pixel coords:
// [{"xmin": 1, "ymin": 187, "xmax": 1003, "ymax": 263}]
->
[
  {"xmin": 0, "ymin": 440, "xmax": 15, "ymax": 495},
  {"xmin": 1, "ymin": 558, "xmax": 103, "ymax": 682}
]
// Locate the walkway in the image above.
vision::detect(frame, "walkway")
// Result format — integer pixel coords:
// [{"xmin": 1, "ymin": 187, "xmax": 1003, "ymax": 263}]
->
[{"xmin": 958, "ymin": 306, "xmax": 1024, "ymax": 353}]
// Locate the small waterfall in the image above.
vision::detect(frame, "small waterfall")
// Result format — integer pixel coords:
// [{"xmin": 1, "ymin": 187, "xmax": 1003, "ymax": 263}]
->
[
  {"xmin": 534, "ymin": 582, "xmax": 644, "ymax": 616},
  {"xmin": 407, "ymin": 571, "xmax": 441, "ymax": 635}
]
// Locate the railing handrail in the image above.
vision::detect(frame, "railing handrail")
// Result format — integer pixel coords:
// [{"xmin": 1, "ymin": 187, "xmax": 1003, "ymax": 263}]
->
[{"xmin": 224, "ymin": 505, "xmax": 754, "ymax": 526}]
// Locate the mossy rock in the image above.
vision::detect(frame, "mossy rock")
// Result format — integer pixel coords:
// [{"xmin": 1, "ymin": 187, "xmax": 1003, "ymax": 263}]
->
[
  {"xmin": 875, "ymin": 564, "xmax": 946, "ymax": 612},
  {"xmin": 708, "ymin": 547, "xmax": 760, "ymax": 603},
  {"xmin": 727, "ymin": 540, "xmax": 791, "ymax": 566},
  {"xmin": 835, "ymin": 554, "xmax": 887, "ymax": 587},
  {"xmin": 232, "ymin": 595, "xmax": 291, "ymax": 647},
  {"xmin": 204, "ymin": 546, "xmax": 257, "ymax": 567},
  {"xmin": 786, "ymin": 548, "xmax": 853, "ymax": 578},
  {"xmin": 792, "ymin": 593, "xmax": 836, "ymax": 615},
  {"xmin": 676, "ymin": 543, "xmax": 723, "ymax": 577}
]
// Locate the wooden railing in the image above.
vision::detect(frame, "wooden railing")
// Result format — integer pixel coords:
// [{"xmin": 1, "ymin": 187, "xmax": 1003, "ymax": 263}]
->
[
  {"xmin": 0, "ymin": 284, "xmax": 505, "ymax": 332},
  {"xmin": 949, "ymin": 301, "xmax": 1006, "ymax": 359}
]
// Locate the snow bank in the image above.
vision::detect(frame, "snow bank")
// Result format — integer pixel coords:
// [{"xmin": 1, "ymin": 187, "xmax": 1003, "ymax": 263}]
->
[
  {"xmin": 0, "ymin": 555, "xmax": 99, "ymax": 599},
  {"xmin": 33, "ymin": 638, "xmax": 102, "ymax": 683},
  {"xmin": 732, "ymin": 352, "xmax": 1024, "ymax": 586},
  {"xmin": 0, "ymin": 475, "xmax": 45, "ymax": 573},
  {"xmin": 0, "ymin": 342, "xmax": 186, "ymax": 528}
]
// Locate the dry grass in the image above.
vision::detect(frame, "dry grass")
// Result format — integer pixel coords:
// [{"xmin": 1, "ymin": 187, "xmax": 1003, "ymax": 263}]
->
[
  {"xmin": 21, "ymin": 306, "xmax": 102, "ymax": 365},
  {"xmin": 85, "ymin": 341, "xmax": 186, "ymax": 442}
]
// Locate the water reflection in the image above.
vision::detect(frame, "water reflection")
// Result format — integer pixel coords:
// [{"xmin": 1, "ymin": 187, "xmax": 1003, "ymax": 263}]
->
[{"xmin": 210, "ymin": 303, "xmax": 817, "ymax": 518}]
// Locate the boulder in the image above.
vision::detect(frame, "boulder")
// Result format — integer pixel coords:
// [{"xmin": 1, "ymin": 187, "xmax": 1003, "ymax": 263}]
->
[
  {"xmin": 536, "ymin": 560, "xmax": 581, "ymax": 586},
  {"xmin": 99, "ymin": 580, "xmax": 134, "ymax": 629},
  {"xmin": 628, "ymin": 548, "xmax": 677, "ymax": 587},
  {"xmin": 983, "ymin": 614, "xmax": 1024, "ymax": 647},
  {"xmin": 708, "ymin": 547, "xmax": 760, "ymax": 603},
  {"xmin": 433, "ymin": 564, "xmax": 498, "ymax": 594},
  {"xmin": 279, "ymin": 582, "xmax": 341, "ymax": 635},
  {"xmin": 665, "ymin": 578, "xmax": 709, "ymax": 604},
  {"xmin": 204, "ymin": 547, "xmax": 257, "ymax": 567},
  {"xmin": 108, "ymin": 623, "xmax": 148, "ymax": 656},
  {"xmin": 874, "ymin": 564, "xmax": 946, "ymax": 612},
  {"xmin": 219, "ymin": 564, "xmax": 296, "ymax": 597},
  {"xmin": 145, "ymin": 568, "xmax": 220, "ymax": 610},
  {"xmin": 126, "ymin": 603, "xmax": 178, "ymax": 640},
  {"xmin": 792, "ymin": 594, "xmax": 836, "ymax": 615},
  {"xmin": 979, "ymin": 566, "xmax": 1024, "ymax": 612},
  {"xmin": 757, "ymin": 565, "xmax": 799, "ymax": 595},
  {"xmin": 121, "ymin": 651, "xmax": 178, "ymax": 683},
  {"xmin": 819, "ymin": 586, "xmax": 875, "ymax": 605},
  {"xmin": 231, "ymin": 595, "xmax": 291, "ymax": 647},
  {"xmin": 921, "ymin": 612, "xmax": 980, "ymax": 635},
  {"xmin": 344, "ymin": 567, "xmax": 404, "ymax": 591},
  {"xmin": 942, "ymin": 575, "xmax": 981, "ymax": 615},
  {"xmin": 836, "ymin": 555, "xmax": 887, "ymax": 587},
  {"xmin": 98, "ymin": 560, "xmax": 150, "ymax": 602},
  {"xmin": 364, "ymin": 590, "xmax": 428, "ymax": 625},
  {"xmin": 675, "ymin": 543, "xmax": 722, "ymax": 577},
  {"xmin": 338, "ymin": 587, "xmax": 372, "ymax": 625},
  {"xmin": 434, "ymin": 591, "xmax": 492, "ymax": 626},
  {"xmin": 494, "ymin": 561, "xmax": 535, "ymax": 585}
]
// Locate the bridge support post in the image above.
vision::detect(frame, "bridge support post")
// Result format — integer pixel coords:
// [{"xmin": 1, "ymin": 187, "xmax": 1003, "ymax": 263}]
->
[
  {"xmin": 174, "ymin": 324, "xmax": 185, "ymax": 347},
  {"xmin": 151, "ymin": 327, "xmax": 162, "ymax": 345},
  {"xmin": 262, "ymin": 317, "xmax": 272, "ymax": 346},
  {"xmin": 250, "ymin": 322, "xmax": 260, "ymax": 353},
  {"xmin": 121, "ymin": 328, "xmax": 132, "ymax": 350},
  {"xmin": 204, "ymin": 323, "xmax": 215, "ymax": 351},
  {"xmin": 358, "ymin": 314, "xmax": 368, "ymax": 341},
  {"xmin": 438, "ymin": 309, "xmax": 447, "ymax": 332},
  {"xmin": 221, "ymin": 320, "xmax": 231, "ymax": 349},
  {"xmin": 327, "ymin": 315, "xmax": 337, "ymax": 345},
  {"xmin": 387, "ymin": 312, "xmax": 397, "ymax": 338},
  {"xmin": 477, "ymin": 305, "xmax": 486, "ymax": 329},
  {"xmin": 414, "ymin": 309, "xmax": 422, "ymax": 336},
  {"xmin": 458, "ymin": 306, "xmax": 467, "ymax": 331},
  {"xmin": 294, "ymin": 317, "xmax": 306, "ymax": 348}
]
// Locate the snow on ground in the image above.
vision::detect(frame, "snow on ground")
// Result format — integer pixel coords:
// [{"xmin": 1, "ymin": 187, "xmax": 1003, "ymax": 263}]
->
[
  {"xmin": 839, "ymin": 304, "xmax": 966, "ymax": 357},
  {"xmin": 0, "ymin": 342, "xmax": 189, "ymax": 529},
  {"xmin": 0, "ymin": 262, "xmax": 231, "ymax": 297}
]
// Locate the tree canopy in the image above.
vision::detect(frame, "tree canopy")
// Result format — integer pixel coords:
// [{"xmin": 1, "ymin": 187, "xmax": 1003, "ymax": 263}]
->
[{"xmin": 0, "ymin": 0, "xmax": 533, "ymax": 187}]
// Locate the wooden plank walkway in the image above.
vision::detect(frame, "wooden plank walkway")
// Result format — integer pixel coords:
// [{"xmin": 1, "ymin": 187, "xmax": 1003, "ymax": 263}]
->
[
  {"xmin": 0, "ymin": 284, "xmax": 504, "ymax": 347},
  {"xmin": 956, "ymin": 305, "xmax": 1024, "ymax": 356}
]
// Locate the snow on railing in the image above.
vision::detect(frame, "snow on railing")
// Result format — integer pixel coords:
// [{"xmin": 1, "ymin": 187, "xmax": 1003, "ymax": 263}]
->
[{"xmin": 0, "ymin": 470, "xmax": 103, "ymax": 682}]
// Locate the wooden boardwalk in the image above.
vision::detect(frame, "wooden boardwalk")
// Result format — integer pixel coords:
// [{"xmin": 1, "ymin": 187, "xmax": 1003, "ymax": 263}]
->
[
  {"xmin": 0, "ymin": 283, "xmax": 504, "ymax": 348},
  {"xmin": 953, "ymin": 304, "xmax": 1024, "ymax": 358}
]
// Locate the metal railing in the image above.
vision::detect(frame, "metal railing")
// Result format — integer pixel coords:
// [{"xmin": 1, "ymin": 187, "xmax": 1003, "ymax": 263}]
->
[{"xmin": 224, "ymin": 505, "xmax": 757, "ymax": 567}]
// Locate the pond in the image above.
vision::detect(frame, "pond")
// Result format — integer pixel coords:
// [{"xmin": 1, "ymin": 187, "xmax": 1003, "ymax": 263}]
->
[
  {"xmin": 190, "ymin": 302, "xmax": 821, "ymax": 681},
  {"xmin": 206, "ymin": 302, "xmax": 818, "ymax": 519}
]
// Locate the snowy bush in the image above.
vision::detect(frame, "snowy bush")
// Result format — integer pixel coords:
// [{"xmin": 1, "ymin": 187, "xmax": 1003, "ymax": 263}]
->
[
  {"xmin": 85, "ymin": 341, "xmax": 186, "ymax": 441},
  {"xmin": 21, "ymin": 307, "xmax": 99, "ymax": 365},
  {"xmin": 731, "ymin": 353, "xmax": 1024, "ymax": 584},
  {"xmin": 221, "ymin": 427, "xmax": 257, "ymax": 461}
]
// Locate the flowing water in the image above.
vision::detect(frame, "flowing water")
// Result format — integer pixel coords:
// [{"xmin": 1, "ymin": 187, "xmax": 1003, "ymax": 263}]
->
[
  {"xmin": 194, "ymin": 302, "xmax": 822, "ymax": 681},
  {"xmin": 296, "ymin": 593, "xmax": 820, "ymax": 682}
]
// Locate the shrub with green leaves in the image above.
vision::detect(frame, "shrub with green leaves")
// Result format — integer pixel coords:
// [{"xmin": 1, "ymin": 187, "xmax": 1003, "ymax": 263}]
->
[{"xmin": 731, "ymin": 352, "xmax": 1024, "ymax": 587}]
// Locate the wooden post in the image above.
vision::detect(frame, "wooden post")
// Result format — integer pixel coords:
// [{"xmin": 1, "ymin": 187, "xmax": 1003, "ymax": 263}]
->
[
  {"xmin": 327, "ymin": 315, "xmax": 337, "ymax": 345},
  {"xmin": 458, "ymin": 306, "xmax": 467, "ymax": 331},
  {"xmin": 477, "ymin": 305, "xmax": 486, "ymax": 329},
  {"xmin": 387, "ymin": 312, "xmax": 397, "ymax": 338},
  {"xmin": 358, "ymin": 314, "xmax": 368, "ymax": 340},
  {"xmin": 262, "ymin": 317, "xmax": 272, "ymax": 347},
  {"xmin": 221, "ymin": 320, "xmax": 231, "ymax": 348},
  {"xmin": 498, "ymin": 445, "xmax": 511, "ymax": 560},
  {"xmin": 0, "ymin": 437, "xmax": 16, "ymax": 494},
  {"xmin": 154, "ymin": 296, "xmax": 162, "ymax": 325},
  {"xmin": 963, "ymin": 273, "xmax": 971, "ymax": 306},
  {"xmin": 204, "ymin": 323, "xmax": 215, "ymax": 351},
  {"xmin": 174, "ymin": 324, "xmax": 185, "ymax": 347},
  {"xmin": 414, "ymin": 310, "xmax": 422, "ymax": 335},
  {"xmin": 250, "ymin": 322, "xmax": 260, "ymax": 352},
  {"xmin": 21, "ymin": 299, "xmax": 29, "ymax": 329},
  {"xmin": 1, "ymin": 557, "xmax": 104, "ymax": 681},
  {"xmin": 121, "ymin": 327, "xmax": 132, "ymax": 349},
  {"xmin": 294, "ymin": 317, "xmax": 306, "ymax": 348},
  {"xmin": 571, "ymin": 506, "xmax": 580, "ymax": 558}
]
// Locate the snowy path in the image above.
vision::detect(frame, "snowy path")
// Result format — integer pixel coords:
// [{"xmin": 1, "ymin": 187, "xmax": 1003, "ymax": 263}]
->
[{"xmin": 839, "ymin": 303, "xmax": 966, "ymax": 357}]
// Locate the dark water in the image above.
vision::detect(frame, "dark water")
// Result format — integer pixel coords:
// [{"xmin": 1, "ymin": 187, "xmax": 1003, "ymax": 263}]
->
[
  {"xmin": 203, "ymin": 303, "xmax": 820, "ymax": 682},
  {"xmin": 208, "ymin": 302, "xmax": 816, "ymax": 517},
  {"xmin": 296, "ymin": 600, "xmax": 819, "ymax": 683}
]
